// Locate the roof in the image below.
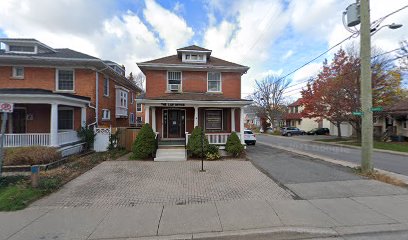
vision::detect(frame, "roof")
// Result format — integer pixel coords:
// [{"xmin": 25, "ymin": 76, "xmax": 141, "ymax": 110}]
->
[
  {"xmin": 177, "ymin": 45, "xmax": 211, "ymax": 52},
  {"xmin": 0, "ymin": 88, "xmax": 91, "ymax": 101},
  {"xmin": 283, "ymin": 113, "xmax": 302, "ymax": 120},
  {"xmin": 0, "ymin": 48, "xmax": 98, "ymax": 59},
  {"xmin": 288, "ymin": 98, "xmax": 302, "ymax": 107},
  {"xmin": 144, "ymin": 92, "xmax": 251, "ymax": 102},
  {"xmin": 0, "ymin": 38, "xmax": 38, "ymax": 42},
  {"xmin": 139, "ymin": 54, "xmax": 247, "ymax": 68}
]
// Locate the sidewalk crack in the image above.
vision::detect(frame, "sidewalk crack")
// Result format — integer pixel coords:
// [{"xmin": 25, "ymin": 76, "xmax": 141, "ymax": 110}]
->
[
  {"xmin": 214, "ymin": 201, "xmax": 224, "ymax": 232},
  {"xmin": 156, "ymin": 205, "xmax": 164, "ymax": 236}
]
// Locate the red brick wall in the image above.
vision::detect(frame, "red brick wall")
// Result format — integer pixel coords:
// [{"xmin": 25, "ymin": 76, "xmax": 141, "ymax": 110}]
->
[{"xmin": 144, "ymin": 70, "xmax": 242, "ymax": 99}]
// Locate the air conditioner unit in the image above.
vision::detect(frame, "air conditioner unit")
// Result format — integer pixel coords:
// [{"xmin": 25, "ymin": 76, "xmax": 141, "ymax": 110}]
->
[{"xmin": 169, "ymin": 84, "xmax": 180, "ymax": 91}]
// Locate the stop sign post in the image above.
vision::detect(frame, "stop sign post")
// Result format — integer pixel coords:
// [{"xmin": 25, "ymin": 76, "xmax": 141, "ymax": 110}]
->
[{"xmin": 0, "ymin": 103, "xmax": 14, "ymax": 177}]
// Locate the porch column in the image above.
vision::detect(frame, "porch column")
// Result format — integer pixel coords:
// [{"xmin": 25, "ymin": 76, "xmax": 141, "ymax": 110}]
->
[
  {"xmin": 194, "ymin": 106, "xmax": 198, "ymax": 127},
  {"xmin": 231, "ymin": 108, "xmax": 235, "ymax": 132},
  {"xmin": 240, "ymin": 107, "xmax": 245, "ymax": 144},
  {"xmin": 81, "ymin": 107, "xmax": 87, "ymax": 128},
  {"xmin": 50, "ymin": 103, "xmax": 59, "ymax": 147},
  {"xmin": 151, "ymin": 107, "xmax": 156, "ymax": 132},
  {"xmin": 145, "ymin": 105, "xmax": 150, "ymax": 125}
]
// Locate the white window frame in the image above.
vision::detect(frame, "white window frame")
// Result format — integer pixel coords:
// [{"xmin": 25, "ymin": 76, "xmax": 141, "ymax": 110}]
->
[
  {"xmin": 8, "ymin": 45, "xmax": 37, "ymax": 54},
  {"xmin": 167, "ymin": 71, "xmax": 182, "ymax": 92},
  {"xmin": 103, "ymin": 76, "xmax": 109, "ymax": 97},
  {"xmin": 119, "ymin": 90, "xmax": 128, "ymax": 108},
  {"xmin": 207, "ymin": 72, "xmax": 222, "ymax": 92},
  {"xmin": 129, "ymin": 112, "xmax": 135, "ymax": 124},
  {"xmin": 11, "ymin": 66, "xmax": 24, "ymax": 79},
  {"xmin": 58, "ymin": 107, "xmax": 74, "ymax": 131},
  {"xmin": 403, "ymin": 120, "xmax": 408, "ymax": 129},
  {"xmin": 55, "ymin": 69, "xmax": 75, "ymax": 92},
  {"xmin": 204, "ymin": 109, "xmax": 223, "ymax": 130},
  {"xmin": 102, "ymin": 109, "xmax": 111, "ymax": 121},
  {"xmin": 136, "ymin": 103, "xmax": 142, "ymax": 112},
  {"xmin": 182, "ymin": 53, "xmax": 206, "ymax": 63}
]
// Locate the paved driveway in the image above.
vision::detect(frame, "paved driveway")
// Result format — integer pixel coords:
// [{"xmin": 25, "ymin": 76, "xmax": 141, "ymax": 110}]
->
[{"xmin": 32, "ymin": 160, "xmax": 294, "ymax": 208}]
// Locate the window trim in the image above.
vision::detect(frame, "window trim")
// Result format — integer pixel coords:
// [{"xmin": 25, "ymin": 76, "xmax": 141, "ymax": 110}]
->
[
  {"xmin": 101, "ymin": 109, "xmax": 111, "ymax": 121},
  {"xmin": 167, "ymin": 71, "xmax": 182, "ymax": 92},
  {"xmin": 204, "ymin": 109, "xmax": 223, "ymax": 131},
  {"xmin": 131, "ymin": 92, "xmax": 134, "ymax": 104},
  {"xmin": 55, "ymin": 68, "xmax": 75, "ymax": 92},
  {"xmin": 136, "ymin": 103, "xmax": 142, "ymax": 112},
  {"xmin": 58, "ymin": 107, "xmax": 74, "ymax": 131},
  {"xmin": 129, "ymin": 112, "xmax": 135, "ymax": 124},
  {"xmin": 11, "ymin": 66, "xmax": 24, "ymax": 79},
  {"xmin": 207, "ymin": 72, "xmax": 222, "ymax": 93},
  {"xmin": 403, "ymin": 120, "xmax": 408, "ymax": 129},
  {"xmin": 103, "ymin": 76, "xmax": 109, "ymax": 97}
]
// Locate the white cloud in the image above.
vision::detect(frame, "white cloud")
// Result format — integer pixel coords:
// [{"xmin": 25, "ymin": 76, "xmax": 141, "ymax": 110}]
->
[
  {"xmin": 282, "ymin": 50, "xmax": 294, "ymax": 60},
  {"xmin": 292, "ymin": 62, "xmax": 322, "ymax": 83}
]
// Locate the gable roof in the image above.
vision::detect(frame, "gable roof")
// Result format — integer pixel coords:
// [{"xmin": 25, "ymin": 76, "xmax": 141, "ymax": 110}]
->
[
  {"xmin": 177, "ymin": 45, "xmax": 211, "ymax": 52},
  {"xmin": 288, "ymin": 98, "xmax": 302, "ymax": 107}
]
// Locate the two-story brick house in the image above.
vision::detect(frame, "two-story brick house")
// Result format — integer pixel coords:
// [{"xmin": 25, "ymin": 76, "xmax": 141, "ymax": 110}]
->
[
  {"xmin": 0, "ymin": 38, "xmax": 141, "ymax": 153},
  {"xmin": 137, "ymin": 45, "xmax": 251, "ymax": 150}
]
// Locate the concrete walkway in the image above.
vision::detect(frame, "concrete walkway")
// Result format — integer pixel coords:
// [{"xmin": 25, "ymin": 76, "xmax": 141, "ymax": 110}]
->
[{"xmin": 2, "ymin": 195, "xmax": 408, "ymax": 240}]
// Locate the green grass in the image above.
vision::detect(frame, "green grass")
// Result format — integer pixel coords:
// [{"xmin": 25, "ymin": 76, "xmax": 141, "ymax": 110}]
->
[
  {"xmin": 341, "ymin": 141, "xmax": 408, "ymax": 153},
  {"xmin": 315, "ymin": 138, "xmax": 352, "ymax": 142},
  {"xmin": 0, "ymin": 183, "xmax": 44, "ymax": 211}
]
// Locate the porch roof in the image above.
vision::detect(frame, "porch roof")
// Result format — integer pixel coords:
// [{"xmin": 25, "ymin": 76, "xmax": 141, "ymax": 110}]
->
[
  {"xmin": 145, "ymin": 92, "xmax": 250, "ymax": 101},
  {"xmin": 0, "ymin": 88, "xmax": 90, "ymax": 107}
]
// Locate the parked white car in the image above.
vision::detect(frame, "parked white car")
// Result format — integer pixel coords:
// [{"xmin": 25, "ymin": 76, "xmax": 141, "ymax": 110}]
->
[{"xmin": 244, "ymin": 129, "xmax": 256, "ymax": 145}]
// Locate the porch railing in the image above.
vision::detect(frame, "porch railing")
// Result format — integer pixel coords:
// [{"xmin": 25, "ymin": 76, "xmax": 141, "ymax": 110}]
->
[
  {"xmin": 58, "ymin": 131, "xmax": 80, "ymax": 146},
  {"xmin": 185, "ymin": 132, "xmax": 242, "ymax": 145},
  {"xmin": 3, "ymin": 133, "xmax": 50, "ymax": 147}
]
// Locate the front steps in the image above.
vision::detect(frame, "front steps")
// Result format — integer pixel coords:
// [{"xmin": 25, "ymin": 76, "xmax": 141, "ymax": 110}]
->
[{"xmin": 154, "ymin": 144, "xmax": 187, "ymax": 162}]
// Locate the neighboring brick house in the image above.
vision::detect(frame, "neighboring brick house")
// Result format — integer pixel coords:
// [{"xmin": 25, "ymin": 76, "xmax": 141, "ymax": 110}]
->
[
  {"xmin": 137, "ymin": 45, "xmax": 251, "ymax": 147},
  {"xmin": 0, "ymin": 38, "xmax": 141, "ymax": 152},
  {"xmin": 136, "ymin": 92, "xmax": 145, "ymax": 125}
]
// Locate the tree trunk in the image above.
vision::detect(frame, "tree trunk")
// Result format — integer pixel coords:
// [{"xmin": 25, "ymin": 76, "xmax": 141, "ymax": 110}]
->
[{"xmin": 337, "ymin": 121, "xmax": 342, "ymax": 138}]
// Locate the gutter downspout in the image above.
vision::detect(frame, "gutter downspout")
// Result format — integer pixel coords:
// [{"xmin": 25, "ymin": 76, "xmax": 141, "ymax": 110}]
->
[{"xmin": 95, "ymin": 71, "xmax": 99, "ymax": 127}]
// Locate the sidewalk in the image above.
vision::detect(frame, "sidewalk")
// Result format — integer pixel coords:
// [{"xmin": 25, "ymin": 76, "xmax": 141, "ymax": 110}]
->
[{"xmin": 2, "ymin": 195, "xmax": 408, "ymax": 240}]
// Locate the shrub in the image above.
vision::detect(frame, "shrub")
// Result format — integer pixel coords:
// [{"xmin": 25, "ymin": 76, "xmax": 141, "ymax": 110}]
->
[
  {"xmin": 131, "ymin": 123, "xmax": 157, "ymax": 159},
  {"xmin": 206, "ymin": 152, "xmax": 221, "ymax": 160},
  {"xmin": 207, "ymin": 144, "xmax": 219, "ymax": 154},
  {"xmin": 272, "ymin": 130, "xmax": 281, "ymax": 135},
  {"xmin": 4, "ymin": 147, "xmax": 61, "ymax": 166},
  {"xmin": 225, "ymin": 132, "xmax": 244, "ymax": 157},
  {"xmin": 77, "ymin": 126, "xmax": 96, "ymax": 150},
  {"xmin": 187, "ymin": 127, "xmax": 209, "ymax": 158},
  {"xmin": 38, "ymin": 177, "xmax": 62, "ymax": 192}
]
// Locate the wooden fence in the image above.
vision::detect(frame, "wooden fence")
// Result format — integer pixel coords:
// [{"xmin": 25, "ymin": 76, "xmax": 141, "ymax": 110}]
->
[{"xmin": 115, "ymin": 127, "xmax": 140, "ymax": 151}]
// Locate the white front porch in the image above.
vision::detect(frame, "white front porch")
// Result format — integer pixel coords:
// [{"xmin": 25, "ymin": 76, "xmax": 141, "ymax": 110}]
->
[{"xmin": 3, "ymin": 131, "xmax": 80, "ymax": 148}]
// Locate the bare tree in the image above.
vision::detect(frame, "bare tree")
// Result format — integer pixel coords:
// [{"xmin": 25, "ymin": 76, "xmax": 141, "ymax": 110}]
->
[
  {"xmin": 250, "ymin": 75, "xmax": 291, "ymax": 130},
  {"xmin": 128, "ymin": 72, "xmax": 145, "ymax": 90}
]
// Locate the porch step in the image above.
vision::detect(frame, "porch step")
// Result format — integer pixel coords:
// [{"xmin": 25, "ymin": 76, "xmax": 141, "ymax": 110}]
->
[{"xmin": 154, "ymin": 148, "xmax": 186, "ymax": 161}]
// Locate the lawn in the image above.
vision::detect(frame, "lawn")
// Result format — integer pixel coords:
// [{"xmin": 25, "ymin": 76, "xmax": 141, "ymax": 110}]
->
[{"xmin": 0, "ymin": 149, "xmax": 128, "ymax": 211}]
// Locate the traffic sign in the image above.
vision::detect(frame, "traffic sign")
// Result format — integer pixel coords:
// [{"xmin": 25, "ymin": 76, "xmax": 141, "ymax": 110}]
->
[
  {"xmin": 371, "ymin": 106, "xmax": 383, "ymax": 112},
  {"xmin": 0, "ymin": 103, "xmax": 13, "ymax": 113},
  {"xmin": 352, "ymin": 111, "xmax": 364, "ymax": 116}
]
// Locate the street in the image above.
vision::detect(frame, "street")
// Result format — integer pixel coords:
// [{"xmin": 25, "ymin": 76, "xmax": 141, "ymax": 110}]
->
[{"xmin": 255, "ymin": 134, "xmax": 408, "ymax": 176}]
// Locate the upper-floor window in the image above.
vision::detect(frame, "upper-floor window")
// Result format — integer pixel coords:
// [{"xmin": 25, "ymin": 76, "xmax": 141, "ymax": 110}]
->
[
  {"xmin": 119, "ymin": 91, "xmax": 128, "ymax": 108},
  {"xmin": 129, "ymin": 112, "xmax": 135, "ymax": 124},
  {"xmin": 207, "ymin": 72, "xmax": 221, "ymax": 92},
  {"xmin": 167, "ymin": 71, "xmax": 182, "ymax": 92},
  {"xmin": 12, "ymin": 66, "xmax": 24, "ymax": 79},
  {"xmin": 103, "ymin": 76, "xmax": 109, "ymax": 96},
  {"xmin": 9, "ymin": 45, "xmax": 35, "ymax": 53},
  {"xmin": 102, "ymin": 109, "xmax": 111, "ymax": 121},
  {"xmin": 136, "ymin": 103, "xmax": 142, "ymax": 112},
  {"xmin": 56, "ymin": 69, "xmax": 74, "ymax": 91},
  {"xmin": 295, "ymin": 106, "xmax": 299, "ymax": 113},
  {"xmin": 403, "ymin": 120, "xmax": 407, "ymax": 129}
]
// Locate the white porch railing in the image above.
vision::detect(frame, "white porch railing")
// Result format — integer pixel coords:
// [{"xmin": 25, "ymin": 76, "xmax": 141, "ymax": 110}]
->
[
  {"xmin": 58, "ymin": 131, "xmax": 80, "ymax": 145},
  {"xmin": 3, "ymin": 133, "xmax": 50, "ymax": 147},
  {"xmin": 185, "ymin": 132, "xmax": 242, "ymax": 145}
]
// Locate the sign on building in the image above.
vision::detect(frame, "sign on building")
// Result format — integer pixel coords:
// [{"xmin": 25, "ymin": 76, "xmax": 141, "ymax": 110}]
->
[{"xmin": 0, "ymin": 103, "xmax": 14, "ymax": 113}]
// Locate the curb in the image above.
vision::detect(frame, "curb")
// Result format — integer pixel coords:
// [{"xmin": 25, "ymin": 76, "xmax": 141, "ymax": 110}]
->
[
  {"xmin": 259, "ymin": 133, "xmax": 408, "ymax": 157},
  {"xmin": 257, "ymin": 141, "xmax": 408, "ymax": 185}
]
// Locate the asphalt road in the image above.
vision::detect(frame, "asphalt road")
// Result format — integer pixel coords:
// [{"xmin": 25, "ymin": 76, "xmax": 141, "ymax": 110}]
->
[
  {"xmin": 256, "ymin": 134, "xmax": 408, "ymax": 176},
  {"xmin": 246, "ymin": 144, "xmax": 360, "ymax": 185}
]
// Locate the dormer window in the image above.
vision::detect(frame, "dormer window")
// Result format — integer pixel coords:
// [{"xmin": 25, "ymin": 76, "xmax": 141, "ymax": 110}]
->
[
  {"xmin": 182, "ymin": 53, "xmax": 206, "ymax": 63},
  {"xmin": 9, "ymin": 45, "xmax": 35, "ymax": 53}
]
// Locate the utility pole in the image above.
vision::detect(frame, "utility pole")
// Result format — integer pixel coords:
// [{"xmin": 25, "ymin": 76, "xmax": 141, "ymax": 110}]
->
[{"xmin": 360, "ymin": 0, "xmax": 373, "ymax": 173}]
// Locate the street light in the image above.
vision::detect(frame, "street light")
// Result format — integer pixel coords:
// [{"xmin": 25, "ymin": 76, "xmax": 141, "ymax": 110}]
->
[{"xmin": 371, "ymin": 23, "xmax": 403, "ymax": 34}]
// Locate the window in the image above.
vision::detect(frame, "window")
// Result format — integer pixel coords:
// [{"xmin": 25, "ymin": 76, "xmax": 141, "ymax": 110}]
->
[
  {"xmin": 129, "ymin": 113, "xmax": 135, "ymax": 124},
  {"xmin": 136, "ymin": 116, "xmax": 142, "ymax": 123},
  {"xmin": 119, "ymin": 90, "xmax": 128, "ymax": 108},
  {"xmin": 373, "ymin": 117, "xmax": 378, "ymax": 124},
  {"xmin": 102, "ymin": 109, "xmax": 110, "ymax": 120},
  {"xmin": 167, "ymin": 71, "xmax": 181, "ymax": 91},
  {"xmin": 183, "ymin": 53, "xmax": 206, "ymax": 63},
  {"xmin": 205, "ymin": 110, "xmax": 223, "ymax": 130},
  {"xmin": 136, "ymin": 103, "xmax": 142, "ymax": 112},
  {"xmin": 207, "ymin": 72, "xmax": 221, "ymax": 92},
  {"xmin": 9, "ymin": 45, "xmax": 35, "ymax": 53},
  {"xmin": 403, "ymin": 120, "xmax": 408, "ymax": 129},
  {"xmin": 103, "ymin": 76, "xmax": 109, "ymax": 96},
  {"xmin": 56, "ymin": 69, "xmax": 74, "ymax": 91},
  {"xmin": 295, "ymin": 106, "xmax": 299, "ymax": 113},
  {"xmin": 58, "ymin": 109, "xmax": 74, "ymax": 130},
  {"xmin": 12, "ymin": 66, "xmax": 24, "ymax": 78}
]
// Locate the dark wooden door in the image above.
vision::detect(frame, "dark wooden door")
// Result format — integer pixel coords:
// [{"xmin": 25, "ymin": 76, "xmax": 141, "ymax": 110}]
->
[
  {"xmin": 12, "ymin": 109, "xmax": 26, "ymax": 133},
  {"xmin": 167, "ymin": 110, "xmax": 185, "ymax": 138}
]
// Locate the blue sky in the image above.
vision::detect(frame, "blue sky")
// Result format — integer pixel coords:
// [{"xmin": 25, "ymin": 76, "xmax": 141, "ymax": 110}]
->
[{"xmin": 0, "ymin": 0, "xmax": 407, "ymax": 99}]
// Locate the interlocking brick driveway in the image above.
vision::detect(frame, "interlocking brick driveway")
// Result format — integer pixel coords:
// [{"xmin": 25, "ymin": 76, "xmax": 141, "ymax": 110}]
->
[{"xmin": 32, "ymin": 160, "xmax": 294, "ymax": 208}]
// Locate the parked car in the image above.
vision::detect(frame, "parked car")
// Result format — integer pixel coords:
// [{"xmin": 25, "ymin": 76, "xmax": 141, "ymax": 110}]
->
[
  {"xmin": 265, "ymin": 127, "xmax": 274, "ymax": 134},
  {"xmin": 244, "ymin": 129, "xmax": 256, "ymax": 145},
  {"xmin": 307, "ymin": 128, "xmax": 330, "ymax": 135},
  {"xmin": 281, "ymin": 127, "xmax": 305, "ymax": 136}
]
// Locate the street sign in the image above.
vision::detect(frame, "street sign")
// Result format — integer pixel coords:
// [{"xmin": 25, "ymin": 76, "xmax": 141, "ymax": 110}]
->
[
  {"xmin": 0, "ymin": 103, "xmax": 13, "ymax": 113},
  {"xmin": 352, "ymin": 111, "xmax": 364, "ymax": 116},
  {"xmin": 371, "ymin": 106, "xmax": 383, "ymax": 112}
]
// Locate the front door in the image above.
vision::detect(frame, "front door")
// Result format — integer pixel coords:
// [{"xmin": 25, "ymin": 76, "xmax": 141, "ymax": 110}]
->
[
  {"xmin": 12, "ymin": 108, "xmax": 26, "ymax": 133},
  {"xmin": 165, "ymin": 109, "xmax": 185, "ymax": 138}
]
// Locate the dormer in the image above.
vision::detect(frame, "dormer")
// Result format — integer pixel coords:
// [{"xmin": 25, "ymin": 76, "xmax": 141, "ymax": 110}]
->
[
  {"xmin": 0, "ymin": 38, "xmax": 56, "ymax": 54},
  {"xmin": 177, "ymin": 45, "xmax": 212, "ymax": 64},
  {"xmin": 104, "ymin": 60, "xmax": 126, "ymax": 76}
]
